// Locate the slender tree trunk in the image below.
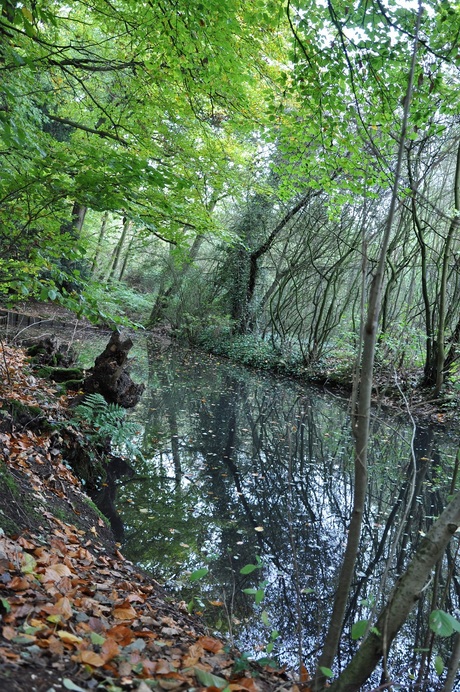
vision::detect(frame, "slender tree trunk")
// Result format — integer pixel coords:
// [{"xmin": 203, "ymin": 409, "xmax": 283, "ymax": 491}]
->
[
  {"xmin": 147, "ymin": 234, "xmax": 205, "ymax": 326},
  {"xmin": 327, "ymin": 489, "xmax": 460, "ymax": 692},
  {"xmin": 91, "ymin": 211, "xmax": 109, "ymax": 276},
  {"xmin": 434, "ymin": 141, "xmax": 460, "ymax": 396},
  {"xmin": 107, "ymin": 217, "xmax": 132, "ymax": 282},
  {"xmin": 60, "ymin": 201, "xmax": 87, "ymax": 238},
  {"xmin": 314, "ymin": 13, "xmax": 421, "ymax": 689},
  {"xmin": 118, "ymin": 232, "xmax": 136, "ymax": 281},
  {"xmin": 441, "ymin": 632, "xmax": 460, "ymax": 692}
]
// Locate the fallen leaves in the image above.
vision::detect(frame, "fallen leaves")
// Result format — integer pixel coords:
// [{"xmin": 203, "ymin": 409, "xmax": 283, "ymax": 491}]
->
[
  {"xmin": 0, "ymin": 520, "xmax": 293, "ymax": 691},
  {"xmin": 0, "ymin": 343, "xmax": 295, "ymax": 691}
]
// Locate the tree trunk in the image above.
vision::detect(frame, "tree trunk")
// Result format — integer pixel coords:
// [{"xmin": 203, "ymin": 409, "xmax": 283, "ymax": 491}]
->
[
  {"xmin": 107, "ymin": 217, "xmax": 132, "ymax": 282},
  {"xmin": 91, "ymin": 211, "xmax": 109, "ymax": 277},
  {"xmin": 326, "ymin": 489, "xmax": 460, "ymax": 692},
  {"xmin": 314, "ymin": 14, "xmax": 421, "ymax": 689},
  {"xmin": 147, "ymin": 234, "xmax": 205, "ymax": 326},
  {"xmin": 434, "ymin": 140, "xmax": 460, "ymax": 396}
]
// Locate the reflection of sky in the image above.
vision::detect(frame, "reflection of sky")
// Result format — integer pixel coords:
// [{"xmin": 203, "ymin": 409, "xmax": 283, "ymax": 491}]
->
[{"xmin": 117, "ymin": 342, "xmax": 459, "ymax": 685}]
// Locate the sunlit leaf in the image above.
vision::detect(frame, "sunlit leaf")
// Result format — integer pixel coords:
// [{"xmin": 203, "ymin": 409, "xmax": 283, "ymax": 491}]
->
[
  {"xmin": 80, "ymin": 650, "xmax": 106, "ymax": 667},
  {"xmin": 20, "ymin": 553, "xmax": 36, "ymax": 574},
  {"xmin": 320, "ymin": 667, "xmax": 334, "ymax": 678},
  {"xmin": 90, "ymin": 632, "xmax": 106, "ymax": 646}
]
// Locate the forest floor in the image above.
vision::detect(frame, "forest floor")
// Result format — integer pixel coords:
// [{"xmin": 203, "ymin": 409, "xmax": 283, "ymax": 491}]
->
[{"xmin": 0, "ymin": 335, "xmax": 296, "ymax": 692}]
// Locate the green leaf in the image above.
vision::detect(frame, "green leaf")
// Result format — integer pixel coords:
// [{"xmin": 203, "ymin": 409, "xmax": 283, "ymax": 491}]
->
[
  {"xmin": 189, "ymin": 567, "xmax": 209, "ymax": 582},
  {"xmin": 429, "ymin": 610, "xmax": 460, "ymax": 637},
  {"xmin": 1, "ymin": 598, "xmax": 11, "ymax": 613},
  {"xmin": 256, "ymin": 657, "xmax": 279, "ymax": 668},
  {"xmin": 21, "ymin": 553, "xmax": 37, "ymax": 574},
  {"xmin": 261, "ymin": 610, "xmax": 270, "ymax": 626},
  {"xmin": 90, "ymin": 632, "xmax": 106, "ymax": 645},
  {"xmin": 351, "ymin": 619, "xmax": 369, "ymax": 640},
  {"xmin": 320, "ymin": 667, "xmax": 334, "ymax": 679},
  {"xmin": 255, "ymin": 588, "xmax": 265, "ymax": 605},
  {"xmin": 434, "ymin": 655, "xmax": 444, "ymax": 676},
  {"xmin": 240, "ymin": 563, "xmax": 260, "ymax": 574},
  {"xmin": 193, "ymin": 667, "xmax": 228, "ymax": 688},
  {"xmin": 63, "ymin": 680, "xmax": 88, "ymax": 692},
  {"xmin": 242, "ymin": 588, "xmax": 257, "ymax": 595}
]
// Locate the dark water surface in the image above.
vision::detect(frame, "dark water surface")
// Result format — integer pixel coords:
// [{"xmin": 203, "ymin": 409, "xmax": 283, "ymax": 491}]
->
[
  {"xmin": 108, "ymin": 338, "xmax": 460, "ymax": 690},
  {"xmin": 7, "ymin": 317, "xmax": 457, "ymax": 689}
]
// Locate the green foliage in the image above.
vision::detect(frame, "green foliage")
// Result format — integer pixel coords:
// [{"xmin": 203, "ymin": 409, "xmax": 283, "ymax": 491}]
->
[
  {"xmin": 189, "ymin": 567, "xmax": 209, "ymax": 582},
  {"xmin": 434, "ymin": 655, "xmax": 444, "ymax": 677},
  {"xmin": 320, "ymin": 667, "xmax": 334, "ymax": 679},
  {"xmin": 351, "ymin": 619, "xmax": 369, "ymax": 641},
  {"xmin": 88, "ymin": 282, "xmax": 152, "ymax": 326},
  {"xmin": 72, "ymin": 393, "xmax": 140, "ymax": 456},
  {"xmin": 429, "ymin": 610, "xmax": 460, "ymax": 637},
  {"xmin": 239, "ymin": 556, "xmax": 262, "ymax": 574}
]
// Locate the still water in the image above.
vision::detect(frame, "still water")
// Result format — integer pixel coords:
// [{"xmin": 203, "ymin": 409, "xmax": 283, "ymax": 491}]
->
[{"xmin": 103, "ymin": 337, "xmax": 460, "ymax": 689}]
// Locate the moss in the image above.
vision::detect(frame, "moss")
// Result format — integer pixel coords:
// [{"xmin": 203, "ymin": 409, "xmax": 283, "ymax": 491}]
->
[
  {"xmin": 6, "ymin": 399, "xmax": 51, "ymax": 432},
  {"xmin": 83, "ymin": 497, "xmax": 110, "ymax": 526},
  {"xmin": 36, "ymin": 366, "xmax": 84, "ymax": 383},
  {"xmin": 7, "ymin": 399, "xmax": 43, "ymax": 420},
  {"xmin": 0, "ymin": 462, "xmax": 19, "ymax": 496}
]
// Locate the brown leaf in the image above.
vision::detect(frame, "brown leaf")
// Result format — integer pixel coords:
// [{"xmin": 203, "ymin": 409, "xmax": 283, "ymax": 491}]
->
[
  {"xmin": 47, "ymin": 636, "xmax": 65, "ymax": 656},
  {"xmin": 299, "ymin": 663, "xmax": 311, "ymax": 684},
  {"xmin": 9, "ymin": 576, "xmax": 31, "ymax": 591},
  {"xmin": 182, "ymin": 643, "xmax": 204, "ymax": 667},
  {"xmin": 236, "ymin": 679, "xmax": 259, "ymax": 692},
  {"xmin": 156, "ymin": 659, "xmax": 173, "ymax": 674},
  {"xmin": 17, "ymin": 537, "xmax": 36, "ymax": 550},
  {"xmin": 57, "ymin": 630, "xmax": 83, "ymax": 646},
  {"xmin": 80, "ymin": 650, "xmax": 106, "ymax": 667},
  {"xmin": 43, "ymin": 564, "xmax": 72, "ymax": 582},
  {"xmin": 158, "ymin": 679, "xmax": 186, "ymax": 690},
  {"xmin": 54, "ymin": 596, "xmax": 73, "ymax": 621},
  {"xmin": 100, "ymin": 637, "xmax": 120, "ymax": 663},
  {"xmin": 2, "ymin": 626, "xmax": 16, "ymax": 641},
  {"xmin": 112, "ymin": 605, "xmax": 137, "ymax": 620},
  {"xmin": 197, "ymin": 635, "xmax": 224, "ymax": 653},
  {"xmin": 107, "ymin": 624, "xmax": 134, "ymax": 645}
]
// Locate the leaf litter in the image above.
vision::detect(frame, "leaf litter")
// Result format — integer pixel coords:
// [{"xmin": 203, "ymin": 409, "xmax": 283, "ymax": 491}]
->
[{"xmin": 0, "ymin": 343, "xmax": 297, "ymax": 691}]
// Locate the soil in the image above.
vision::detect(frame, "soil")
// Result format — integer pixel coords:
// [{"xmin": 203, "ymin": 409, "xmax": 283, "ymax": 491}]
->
[{"xmin": 0, "ymin": 333, "xmax": 296, "ymax": 692}]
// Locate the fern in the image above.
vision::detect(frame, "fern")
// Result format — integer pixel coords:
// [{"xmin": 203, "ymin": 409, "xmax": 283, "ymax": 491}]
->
[{"xmin": 72, "ymin": 393, "xmax": 141, "ymax": 454}]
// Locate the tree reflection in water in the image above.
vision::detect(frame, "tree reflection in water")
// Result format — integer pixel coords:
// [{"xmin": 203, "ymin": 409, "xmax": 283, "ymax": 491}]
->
[{"xmin": 117, "ymin": 339, "xmax": 460, "ymax": 690}]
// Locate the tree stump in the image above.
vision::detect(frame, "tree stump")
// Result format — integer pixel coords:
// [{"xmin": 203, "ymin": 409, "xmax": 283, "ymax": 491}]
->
[{"xmin": 84, "ymin": 331, "xmax": 145, "ymax": 408}]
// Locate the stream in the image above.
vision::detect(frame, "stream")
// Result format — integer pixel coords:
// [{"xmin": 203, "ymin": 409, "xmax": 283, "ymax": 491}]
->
[
  {"xmin": 5, "ymin": 318, "xmax": 459, "ymax": 689},
  {"xmin": 106, "ymin": 337, "xmax": 460, "ymax": 689}
]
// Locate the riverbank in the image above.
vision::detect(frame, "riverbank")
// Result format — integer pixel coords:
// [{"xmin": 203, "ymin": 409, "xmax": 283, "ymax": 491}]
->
[
  {"xmin": 2, "ymin": 301, "xmax": 456, "ymax": 426},
  {"xmin": 0, "ymin": 340, "xmax": 295, "ymax": 692}
]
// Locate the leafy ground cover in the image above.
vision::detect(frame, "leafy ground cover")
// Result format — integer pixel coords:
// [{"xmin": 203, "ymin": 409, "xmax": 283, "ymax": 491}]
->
[{"xmin": 0, "ymin": 341, "xmax": 295, "ymax": 692}]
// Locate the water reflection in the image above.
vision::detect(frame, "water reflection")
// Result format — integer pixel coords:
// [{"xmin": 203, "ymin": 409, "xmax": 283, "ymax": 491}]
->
[{"xmin": 117, "ymin": 339, "xmax": 460, "ymax": 689}]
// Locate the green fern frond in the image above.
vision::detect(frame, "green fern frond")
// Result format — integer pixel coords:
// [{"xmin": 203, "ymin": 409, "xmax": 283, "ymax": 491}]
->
[{"xmin": 71, "ymin": 393, "xmax": 142, "ymax": 457}]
